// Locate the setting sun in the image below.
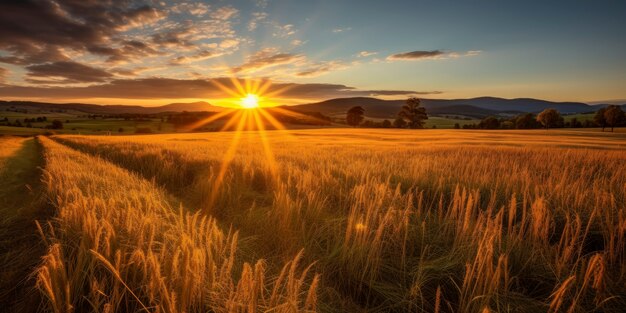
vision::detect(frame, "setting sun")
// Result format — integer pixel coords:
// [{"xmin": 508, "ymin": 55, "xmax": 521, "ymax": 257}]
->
[{"xmin": 241, "ymin": 94, "xmax": 260, "ymax": 109}]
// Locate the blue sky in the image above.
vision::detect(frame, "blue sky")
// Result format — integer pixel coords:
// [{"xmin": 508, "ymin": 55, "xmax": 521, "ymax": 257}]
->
[{"xmin": 0, "ymin": 0, "xmax": 624, "ymax": 106}]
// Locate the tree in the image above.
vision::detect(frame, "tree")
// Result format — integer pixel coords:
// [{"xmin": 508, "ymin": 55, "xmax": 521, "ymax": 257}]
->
[
  {"xmin": 346, "ymin": 106, "xmax": 365, "ymax": 127},
  {"xmin": 569, "ymin": 117, "xmax": 582, "ymax": 128},
  {"xmin": 515, "ymin": 113, "xmax": 541, "ymax": 129},
  {"xmin": 594, "ymin": 108, "xmax": 608, "ymax": 131},
  {"xmin": 382, "ymin": 119, "xmax": 392, "ymax": 128},
  {"xmin": 536, "ymin": 109, "xmax": 563, "ymax": 130},
  {"xmin": 118, "ymin": 128, "xmax": 124, "ymax": 133},
  {"xmin": 50, "ymin": 120, "xmax": 64, "ymax": 129},
  {"xmin": 393, "ymin": 116, "xmax": 407, "ymax": 128},
  {"xmin": 398, "ymin": 97, "xmax": 428, "ymax": 129},
  {"xmin": 604, "ymin": 105, "xmax": 626, "ymax": 132},
  {"xmin": 478, "ymin": 116, "xmax": 500, "ymax": 129},
  {"xmin": 454, "ymin": 123, "xmax": 460, "ymax": 129}
]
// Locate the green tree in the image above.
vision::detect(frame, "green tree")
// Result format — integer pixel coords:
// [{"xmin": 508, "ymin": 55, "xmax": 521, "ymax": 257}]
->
[
  {"xmin": 594, "ymin": 108, "xmax": 608, "ymax": 131},
  {"xmin": 346, "ymin": 106, "xmax": 365, "ymax": 127},
  {"xmin": 536, "ymin": 109, "xmax": 563, "ymax": 130},
  {"xmin": 398, "ymin": 97, "xmax": 428, "ymax": 129},
  {"xmin": 515, "ymin": 113, "xmax": 541, "ymax": 129},
  {"xmin": 604, "ymin": 105, "xmax": 626, "ymax": 132},
  {"xmin": 50, "ymin": 120, "xmax": 64, "ymax": 129},
  {"xmin": 393, "ymin": 116, "xmax": 407, "ymax": 128},
  {"xmin": 478, "ymin": 116, "xmax": 500, "ymax": 129}
]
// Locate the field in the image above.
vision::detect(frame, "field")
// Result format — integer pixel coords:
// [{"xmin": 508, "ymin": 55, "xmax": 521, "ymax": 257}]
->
[{"xmin": 1, "ymin": 128, "xmax": 625, "ymax": 312}]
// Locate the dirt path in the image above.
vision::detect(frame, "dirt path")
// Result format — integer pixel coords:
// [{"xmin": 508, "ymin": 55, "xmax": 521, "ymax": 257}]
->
[{"xmin": 0, "ymin": 137, "xmax": 50, "ymax": 312}]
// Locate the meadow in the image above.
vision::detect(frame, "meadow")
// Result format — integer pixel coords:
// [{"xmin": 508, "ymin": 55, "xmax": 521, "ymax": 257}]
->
[{"xmin": 1, "ymin": 128, "xmax": 625, "ymax": 312}]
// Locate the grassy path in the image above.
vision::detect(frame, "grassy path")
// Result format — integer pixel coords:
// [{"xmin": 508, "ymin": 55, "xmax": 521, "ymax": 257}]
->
[{"xmin": 0, "ymin": 137, "xmax": 50, "ymax": 312}]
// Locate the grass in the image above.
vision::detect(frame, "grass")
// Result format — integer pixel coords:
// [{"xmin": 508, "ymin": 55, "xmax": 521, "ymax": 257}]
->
[{"xmin": 1, "ymin": 128, "xmax": 625, "ymax": 312}]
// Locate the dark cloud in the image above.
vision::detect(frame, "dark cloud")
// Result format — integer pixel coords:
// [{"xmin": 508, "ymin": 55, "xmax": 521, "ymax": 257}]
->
[
  {"xmin": 151, "ymin": 26, "xmax": 195, "ymax": 47},
  {"xmin": 25, "ymin": 61, "xmax": 113, "ymax": 84},
  {"xmin": 169, "ymin": 50, "xmax": 220, "ymax": 65},
  {"xmin": 232, "ymin": 49, "xmax": 304, "ymax": 73},
  {"xmin": 387, "ymin": 50, "xmax": 445, "ymax": 60},
  {"xmin": 103, "ymin": 40, "xmax": 162, "ymax": 64},
  {"xmin": 0, "ymin": 77, "xmax": 438, "ymax": 100},
  {"xmin": 0, "ymin": 0, "xmax": 163, "ymax": 66}
]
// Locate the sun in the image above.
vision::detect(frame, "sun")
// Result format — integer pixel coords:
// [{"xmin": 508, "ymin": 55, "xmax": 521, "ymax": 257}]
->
[{"xmin": 240, "ymin": 93, "xmax": 260, "ymax": 109}]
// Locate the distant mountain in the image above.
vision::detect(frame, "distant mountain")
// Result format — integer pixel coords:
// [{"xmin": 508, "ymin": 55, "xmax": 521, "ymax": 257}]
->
[
  {"xmin": 0, "ymin": 100, "xmax": 221, "ymax": 114},
  {"xmin": 292, "ymin": 97, "xmax": 605, "ymax": 119}
]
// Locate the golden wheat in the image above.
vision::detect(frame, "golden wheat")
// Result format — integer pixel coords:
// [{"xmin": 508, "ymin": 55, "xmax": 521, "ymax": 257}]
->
[{"xmin": 40, "ymin": 129, "xmax": 626, "ymax": 312}]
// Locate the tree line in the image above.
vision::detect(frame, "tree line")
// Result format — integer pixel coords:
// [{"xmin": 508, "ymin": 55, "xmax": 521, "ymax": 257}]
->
[
  {"xmin": 346, "ymin": 98, "xmax": 626, "ymax": 131},
  {"xmin": 347, "ymin": 97, "xmax": 429, "ymax": 129},
  {"xmin": 461, "ymin": 105, "xmax": 625, "ymax": 131}
]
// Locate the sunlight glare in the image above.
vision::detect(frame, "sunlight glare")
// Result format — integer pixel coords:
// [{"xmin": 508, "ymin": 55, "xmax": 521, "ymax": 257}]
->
[{"xmin": 241, "ymin": 94, "xmax": 260, "ymax": 109}]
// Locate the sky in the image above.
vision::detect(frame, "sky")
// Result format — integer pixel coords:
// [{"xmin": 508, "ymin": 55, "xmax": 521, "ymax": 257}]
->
[{"xmin": 0, "ymin": 0, "xmax": 624, "ymax": 107}]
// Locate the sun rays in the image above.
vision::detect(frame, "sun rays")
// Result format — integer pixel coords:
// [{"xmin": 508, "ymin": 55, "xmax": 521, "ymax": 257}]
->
[
  {"xmin": 190, "ymin": 76, "xmax": 308, "ymax": 211},
  {"xmin": 175, "ymin": 76, "xmax": 337, "ymax": 211}
]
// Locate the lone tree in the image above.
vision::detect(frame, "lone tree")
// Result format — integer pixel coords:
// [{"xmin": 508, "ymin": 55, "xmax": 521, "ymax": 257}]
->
[
  {"xmin": 604, "ymin": 105, "xmax": 626, "ymax": 132},
  {"xmin": 398, "ymin": 97, "xmax": 428, "ymax": 129},
  {"xmin": 50, "ymin": 119, "xmax": 64, "ymax": 129},
  {"xmin": 346, "ymin": 106, "xmax": 365, "ymax": 127},
  {"xmin": 536, "ymin": 108, "xmax": 562, "ymax": 130},
  {"xmin": 594, "ymin": 107, "xmax": 608, "ymax": 131}
]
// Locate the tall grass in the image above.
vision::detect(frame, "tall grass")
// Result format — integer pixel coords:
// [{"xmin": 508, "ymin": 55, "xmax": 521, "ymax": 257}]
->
[
  {"xmin": 37, "ymin": 137, "xmax": 317, "ymax": 312},
  {"xmin": 51, "ymin": 129, "xmax": 626, "ymax": 312}
]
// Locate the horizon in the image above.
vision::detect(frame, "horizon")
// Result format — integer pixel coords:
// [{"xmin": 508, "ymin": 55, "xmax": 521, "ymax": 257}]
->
[
  {"xmin": 0, "ymin": 0, "xmax": 625, "ymax": 108},
  {"xmin": 1, "ymin": 95, "xmax": 625, "ymax": 109}
]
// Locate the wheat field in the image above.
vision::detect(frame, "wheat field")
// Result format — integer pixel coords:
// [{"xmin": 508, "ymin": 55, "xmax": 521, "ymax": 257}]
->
[{"xmin": 1, "ymin": 129, "xmax": 625, "ymax": 312}]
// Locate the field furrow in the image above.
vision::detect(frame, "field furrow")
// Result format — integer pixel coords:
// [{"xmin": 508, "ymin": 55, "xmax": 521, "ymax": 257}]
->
[{"xmin": 0, "ymin": 137, "xmax": 49, "ymax": 312}]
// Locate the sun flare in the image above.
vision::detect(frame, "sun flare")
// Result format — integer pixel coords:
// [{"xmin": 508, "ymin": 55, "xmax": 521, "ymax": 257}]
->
[{"xmin": 241, "ymin": 94, "xmax": 260, "ymax": 109}]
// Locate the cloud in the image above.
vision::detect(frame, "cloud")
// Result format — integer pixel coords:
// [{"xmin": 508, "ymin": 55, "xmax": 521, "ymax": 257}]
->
[
  {"xmin": 248, "ymin": 12, "xmax": 268, "ymax": 31},
  {"xmin": 210, "ymin": 6, "xmax": 239, "ymax": 20},
  {"xmin": 273, "ymin": 24, "xmax": 296, "ymax": 37},
  {"xmin": 0, "ymin": 77, "xmax": 438, "ymax": 100},
  {"xmin": 296, "ymin": 61, "xmax": 350, "ymax": 77},
  {"xmin": 25, "ymin": 61, "xmax": 113, "ymax": 84},
  {"xmin": 0, "ymin": 67, "xmax": 7, "ymax": 83},
  {"xmin": 102, "ymin": 40, "xmax": 162, "ymax": 64},
  {"xmin": 0, "ymin": 0, "xmax": 164, "ymax": 65},
  {"xmin": 170, "ymin": 2, "xmax": 210, "ymax": 16},
  {"xmin": 232, "ymin": 48, "xmax": 304, "ymax": 73},
  {"xmin": 255, "ymin": 0, "xmax": 269, "ymax": 8},
  {"xmin": 151, "ymin": 26, "xmax": 195, "ymax": 47},
  {"xmin": 357, "ymin": 51, "xmax": 377, "ymax": 57},
  {"xmin": 169, "ymin": 50, "xmax": 222, "ymax": 65},
  {"xmin": 332, "ymin": 27, "xmax": 352, "ymax": 33},
  {"xmin": 387, "ymin": 50, "xmax": 481, "ymax": 61},
  {"xmin": 387, "ymin": 50, "xmax": 445, "ymax": 60}
]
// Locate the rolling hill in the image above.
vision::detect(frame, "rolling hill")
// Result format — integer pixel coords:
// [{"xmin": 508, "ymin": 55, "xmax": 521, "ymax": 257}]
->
[
  {"xmin": 1, "ymin": 97, "xmax": 621, "ymax": 120},
  {"xmin": 291, "ymin": 97, "xmax": 611, "ymax": 119},
  {"xmin": 0, "ymin": 100, "xmax": 221, "ymax": 115}
]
